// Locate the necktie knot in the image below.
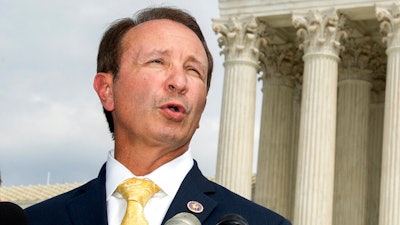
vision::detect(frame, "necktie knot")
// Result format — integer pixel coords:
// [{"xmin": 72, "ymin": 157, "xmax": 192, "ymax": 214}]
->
[
  {"xmin": 117, "ymin": 178, "xmax": 160, "ymax": 225},
  {"xmin": 118, "ymin": 178, "xmax": 160, "ymax": 206}
]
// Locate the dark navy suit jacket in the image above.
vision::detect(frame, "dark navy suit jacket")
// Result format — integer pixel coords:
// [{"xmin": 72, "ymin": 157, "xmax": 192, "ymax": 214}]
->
[{"xmin": 25, "ymin": 161, "xmax": 291, "ymax": 225}]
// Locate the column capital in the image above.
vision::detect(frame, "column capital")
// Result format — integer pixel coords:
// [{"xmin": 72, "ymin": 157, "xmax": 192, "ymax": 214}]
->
[
  {"xmin": 213, "ymin": 15, "xmax": 267, "ymax": 65},
  {"xmin": 292, "ymin": 8, "xmax": 347, "ymax": 57},
  {"xmin": 376, "ymin": 3, "xmax": 400, "ymax": 49},
  {"xmin": 260, "ymin": 43, "xmax": 303, "ymax": 88},
  {"xmin": 339, "ymin": 36, "xmax": 381, "ymax": 82}
]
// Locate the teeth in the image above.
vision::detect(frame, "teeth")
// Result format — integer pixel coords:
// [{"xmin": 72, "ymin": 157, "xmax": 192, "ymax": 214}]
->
[{"xmin": 169, "ymin": 106, "xmax": 179, "ymax": 112}]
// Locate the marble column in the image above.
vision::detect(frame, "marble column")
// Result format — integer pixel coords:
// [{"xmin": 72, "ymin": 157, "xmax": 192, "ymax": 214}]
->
[
  {"xmin": 368, "ymin": 76, "xmax": 385, "ymax": 225},
  {"xmin": 292, "ymin": 9, "xmax": 347, "ymax": 225},
  {"xmin": 213, "ymin": 16, "xmax": 267, "ymax": 199},
  {"xmin": 333, "ymin": 37, "xmax": 373, "ymax": 225},
  {"xmin": 376, "ymin": 3, "xmax": 400, "ymax": 225},
  {"xmin": 291, "ymin": 71, "xmax": 302, "ymax": 218},
  {"xmin": 254, "ymin": 44, "xmax": 301, "ymax": 220}
]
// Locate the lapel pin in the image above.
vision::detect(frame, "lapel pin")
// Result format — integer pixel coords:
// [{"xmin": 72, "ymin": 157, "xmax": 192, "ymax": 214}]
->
[{"xmin": 187, "ymin": 200, "xmax": 204, "ymax": 213}]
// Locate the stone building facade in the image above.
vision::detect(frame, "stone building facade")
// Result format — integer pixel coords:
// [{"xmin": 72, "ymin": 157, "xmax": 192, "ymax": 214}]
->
[
  {"xmin": 213, "ymin": 1, "xmax": 399, "ymax": 225},
  {"xmin": 0, "ymin": 183, "xmax": 83, "ymax": 208}
]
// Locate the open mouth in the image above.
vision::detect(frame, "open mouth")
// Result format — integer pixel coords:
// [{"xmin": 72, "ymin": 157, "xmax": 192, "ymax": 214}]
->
[
  {"xmin": 160, "ymin": 102, "xmax": 187, "ymax": 121},
  {"xmin": 168, "ymin": 105, "xmax": 180, "ymax": 112},
  {"xmin": 165, "ymin": 103, "xmax": 186, "ymax": 114}
]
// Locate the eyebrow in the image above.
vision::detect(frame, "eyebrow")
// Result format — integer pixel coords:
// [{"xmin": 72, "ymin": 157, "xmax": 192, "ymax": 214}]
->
[
  {"xmin": 141, "ymin": 49, "xmax": 207, "ymax": 73},
  {"xmin": 134, "ymin": 49, "xmax": 168, "ymax": 64},
  {"xmin": 143, "ymin": 49, "xmax": 169, "ymax": 59}
]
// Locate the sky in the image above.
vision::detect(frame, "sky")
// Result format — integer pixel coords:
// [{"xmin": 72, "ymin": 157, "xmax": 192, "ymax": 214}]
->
[{"xmin": 0, "ymin": 0, "xmax": 263, "ymax": 187}]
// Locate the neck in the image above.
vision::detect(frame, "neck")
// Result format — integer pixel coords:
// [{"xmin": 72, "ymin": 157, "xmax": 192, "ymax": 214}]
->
[{"xmin": 114, "ymin": 143, "xmax": 188, "ymax": 176}]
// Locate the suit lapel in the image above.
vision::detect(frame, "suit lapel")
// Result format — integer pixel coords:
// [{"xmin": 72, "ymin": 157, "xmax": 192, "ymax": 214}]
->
[
  {"xmin": 67, "ymin": 164, "xmax": 108, "ymax": 225},
  {"xmin": 62, "ymin": 161, "xmax": 216, "ymax": 225},
  {"xmin": 162, "ymin": 161, "xmax": 217, "ymax": 224}
]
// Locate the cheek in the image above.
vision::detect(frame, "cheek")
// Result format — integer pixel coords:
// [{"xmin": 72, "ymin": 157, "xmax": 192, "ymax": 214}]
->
[
  {"xmin": 197, "ymin": 86, "xmax": 208, "ymax": 109},
  {"xmin": 118, "ymin": 74, "xmax": 151, "ymax": 96},
  {"xmin": 114, "ymin": 80, "xmax": 143, "ymax": 110},
  {"xmin": 193, "ymin": 94, "xmax": 207, "ymax": 117}
]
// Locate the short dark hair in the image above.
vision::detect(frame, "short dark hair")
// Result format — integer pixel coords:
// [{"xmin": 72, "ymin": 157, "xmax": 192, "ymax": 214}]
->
[{"xmin": 96, "ymin": 7, "xmax": 214, "ymax": 135}]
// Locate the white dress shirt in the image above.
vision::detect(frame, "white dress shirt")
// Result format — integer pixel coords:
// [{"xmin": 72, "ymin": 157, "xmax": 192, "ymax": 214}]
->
[{"xmin": 105, "ymin": 149, "xmax": 194, "ymax": 225}]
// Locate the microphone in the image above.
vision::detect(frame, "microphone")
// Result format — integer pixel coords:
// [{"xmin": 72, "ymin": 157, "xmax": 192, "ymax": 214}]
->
[
  {"xmin": 165, "ymin": 212, "xmax": 201, "ymax": 225},
  {"xmin": 0, "ymin": 201, "xmax": 28, "ymax": 225},
  {"xmin": 216, "ymin": 214, "xmax": 249, "ymax": 225}
]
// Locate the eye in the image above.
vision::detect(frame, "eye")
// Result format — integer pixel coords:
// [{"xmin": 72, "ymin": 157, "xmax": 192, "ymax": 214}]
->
[
  {"xmin": 188, "ymin": 67, "xmax": 200, "ymax": 74},
  {"xmin": 149, "ymin": 59, "xmax": 163, "ymax": 64},
  {"xmin": 188, "ymin": 67, "xmax": 206, "ymax": 82}
]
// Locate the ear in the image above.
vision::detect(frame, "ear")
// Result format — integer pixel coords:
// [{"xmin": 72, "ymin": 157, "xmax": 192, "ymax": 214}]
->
[{"xmin": 93, "ymin": 72, "xmax": 115, "ymax": 111}]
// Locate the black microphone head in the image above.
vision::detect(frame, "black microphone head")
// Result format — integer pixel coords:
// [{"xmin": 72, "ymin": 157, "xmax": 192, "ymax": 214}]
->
[
  {"xmin": 216, "ymin": 214, "xmax": 249, "ymax": 225},
  {"xmin": 0, "ymin": 202, "xmax": 28, "ymax": 225},
  {"xmin": 164, "ymin": 212, "xmax": 201, "ymax": 225}
]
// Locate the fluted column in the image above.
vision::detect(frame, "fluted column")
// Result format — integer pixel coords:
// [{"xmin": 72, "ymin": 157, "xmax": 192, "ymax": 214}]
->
[
  {"xmin": 376, "ymin": 4, "xmax": 400, "ymax": 225},
  {"xmin": 213, "ymin": 16, "xmax": 266, "ymax": 199},
  {"xmin": 255, "ymin": 44, "xmax": 302, "ymax": 220},
  {"xmin": 292, "ymin": 9, "xmax": 347, "ymax": 225},
  {"xmin": 334, "ymin": 37, "xmax": 373, "ymax": 225},
  {"xmin": 291, "ymin": 72, "xmax": 302, "ymax": 216},
  {"xmin": 368, "ymin": 76, "xmax": 385, "ymax": 225}
]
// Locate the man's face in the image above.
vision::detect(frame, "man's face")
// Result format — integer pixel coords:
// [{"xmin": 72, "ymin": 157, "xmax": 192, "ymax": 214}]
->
[{"xmin": 106, "ymin": 19, "xmax": 208, "ymax": 151}]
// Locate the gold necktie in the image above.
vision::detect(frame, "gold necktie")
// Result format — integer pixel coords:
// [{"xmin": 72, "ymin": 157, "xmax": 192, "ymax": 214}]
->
[{"xmin": 117, "ymin": 178, "xmax": 160, "ymax": 225}]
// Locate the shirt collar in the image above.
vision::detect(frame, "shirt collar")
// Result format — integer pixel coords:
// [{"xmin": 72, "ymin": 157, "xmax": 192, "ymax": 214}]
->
[{"xmin": 105, "ymin": 149, "xmax": 193, "ymax": 200}]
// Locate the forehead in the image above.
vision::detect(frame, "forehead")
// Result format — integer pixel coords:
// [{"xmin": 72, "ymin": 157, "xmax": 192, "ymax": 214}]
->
[
  {"xmin": 122, "ymin": 19, "xmax": 207, "ymax": 58},
  {"xmin": 130, "ymin": 18, "xmax": 196, "ymax": 36}
]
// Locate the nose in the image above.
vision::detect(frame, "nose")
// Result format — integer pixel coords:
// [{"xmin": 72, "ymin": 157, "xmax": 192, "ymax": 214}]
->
[{"xmin": 166, "ymin": 66, "xmax": 188, "ymax": 94}]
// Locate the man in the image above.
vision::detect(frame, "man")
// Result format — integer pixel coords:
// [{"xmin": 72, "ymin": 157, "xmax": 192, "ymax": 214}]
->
[{"xmin": 25, "ymin": 7, "xmax": 291, "ymax": 225}]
